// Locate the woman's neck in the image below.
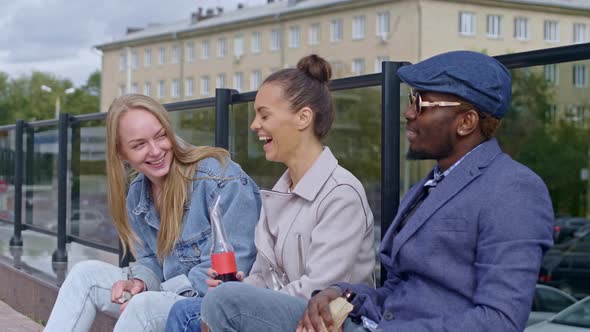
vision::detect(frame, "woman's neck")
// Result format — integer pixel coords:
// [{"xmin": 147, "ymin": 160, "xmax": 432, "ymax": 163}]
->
[{"xmin": 286, "ymin": 141, "xmax": 323, "ymax": 190}]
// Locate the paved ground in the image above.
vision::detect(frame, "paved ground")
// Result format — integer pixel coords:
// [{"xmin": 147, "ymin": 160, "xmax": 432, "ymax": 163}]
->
[{"xmin": 0, "ymin": 300, "xmax": 43, "ymax": 332}]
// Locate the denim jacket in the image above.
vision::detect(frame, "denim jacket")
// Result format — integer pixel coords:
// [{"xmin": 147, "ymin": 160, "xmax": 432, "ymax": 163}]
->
[{"xmin": 126, "ymin": 156, "xmax": 261, "ymax": 297}]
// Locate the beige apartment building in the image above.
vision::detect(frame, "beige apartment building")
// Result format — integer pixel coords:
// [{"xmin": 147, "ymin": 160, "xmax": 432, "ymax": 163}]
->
[{"xmin": 96, "ymin": 0, "xmax": 590, "ymax": 117}]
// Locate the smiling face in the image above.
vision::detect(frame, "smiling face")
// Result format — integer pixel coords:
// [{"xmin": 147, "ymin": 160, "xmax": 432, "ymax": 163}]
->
[
  {"xmin": 250, "ymin": 83, "xmax": 304, "ymax": 164},
  {"xmin": 404, "ymin": 91, "xmax": 465, "ymax": 163},
  {"xmin": 117, "ymin": 108, "xmax": 173, "ymax": 187}
]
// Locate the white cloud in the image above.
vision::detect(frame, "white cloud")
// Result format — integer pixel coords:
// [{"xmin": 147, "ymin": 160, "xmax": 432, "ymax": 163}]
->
[{"xmin": 0, "ymin": 0, "xmax": 267, "ymax": 86}]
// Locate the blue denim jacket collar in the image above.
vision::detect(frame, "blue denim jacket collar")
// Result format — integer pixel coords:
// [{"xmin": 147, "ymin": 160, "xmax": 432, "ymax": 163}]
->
[{"xmin": 131, "ymin": 173, "xmax": 152, "ymax": 215}]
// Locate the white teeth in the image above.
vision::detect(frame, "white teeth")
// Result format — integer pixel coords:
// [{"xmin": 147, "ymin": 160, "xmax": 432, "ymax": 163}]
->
[
  {"xmin": 259, "ymin": 136, "xmax": 271, "ymax": 141},
  {"xmin": 148, "ymin": 156, "xmax": 164, "ymax": 165}
]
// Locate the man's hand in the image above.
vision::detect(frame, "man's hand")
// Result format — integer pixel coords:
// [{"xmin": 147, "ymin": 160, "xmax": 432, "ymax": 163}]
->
[
  {"xmin": 297, "ymin": 287, "xmax": 343, "ymax": 332},
  {"xmin": 110, "ymin": 278, "xmax": 145, "ymax": 313}
]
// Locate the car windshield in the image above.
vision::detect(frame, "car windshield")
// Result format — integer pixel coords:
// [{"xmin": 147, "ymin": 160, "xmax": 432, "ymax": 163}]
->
[{"xmin": 551, "ymin": 298, "xmax": 590, "ymax": 328}]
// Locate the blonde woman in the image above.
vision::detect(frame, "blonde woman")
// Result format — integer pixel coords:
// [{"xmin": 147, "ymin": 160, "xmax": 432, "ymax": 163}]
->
[{"xmin": 45, "ymin": 94, "xmax": 261, "ymax": 332}]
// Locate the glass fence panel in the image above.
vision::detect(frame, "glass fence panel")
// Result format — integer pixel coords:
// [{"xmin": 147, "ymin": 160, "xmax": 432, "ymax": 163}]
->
[
  {"xmin": 495, "ymin": 62, "xmax": 590, "ymax": 299},
  {"xmin": 71, "ymin": 120, "xmax": 115, "ymax": 247},
  {"xmin": 170, "ymin": 107, "xmax": 215, "ymax": 147},
  {"xmin": 27, "ymin": 125, "xmax": 59, "ymax": 232},
  {"xmin": 228, "ymin": 86, "xmax": 383, "ymax": 269},
  {"xmin": 0, "ymin": 128, "xmax": 15, "ymax": 222}
]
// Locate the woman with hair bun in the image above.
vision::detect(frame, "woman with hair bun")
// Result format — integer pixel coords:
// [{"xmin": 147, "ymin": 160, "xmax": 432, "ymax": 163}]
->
[{"xmin": 166, "ymin": 54, "xmax": 375, "ymax": 332}]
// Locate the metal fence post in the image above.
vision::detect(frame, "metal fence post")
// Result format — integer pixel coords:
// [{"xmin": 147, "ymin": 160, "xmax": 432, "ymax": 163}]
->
[
  {"xmin": 70, "ymin": 117, "xmax": 81, "ymax": 237},
  {"xmin": 9, "ymin": 120, "xmax": 25, "ymax": 247},
  {"xmin": 25, "ymin": 125, "xmax": 34, "ymax": 226},
  {"xmin": 215, "ymin": 88, "xmax": 235, "ymax": 150},
  {"xmin": 52, "ymin": 113, "xmax": 69, "ymax": 263},
  {"xmin": 380, "ymin": 61, "xmax": 403, "ymax": 285}
]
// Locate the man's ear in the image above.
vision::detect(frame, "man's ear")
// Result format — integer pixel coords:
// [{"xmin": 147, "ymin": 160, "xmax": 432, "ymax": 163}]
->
[
  {"xmin": 297, "ymin": 107, "xmax": 314, "ymax": 131},
  {"xmin": 457, "ymin": 109, "xmax": 479, "ymax": 136}
]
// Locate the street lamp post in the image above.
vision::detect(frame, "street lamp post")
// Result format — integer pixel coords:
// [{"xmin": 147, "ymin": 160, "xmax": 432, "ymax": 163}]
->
[{"xmin": 41, "ymin": 85, "xmax": 75, "ymax": 119}]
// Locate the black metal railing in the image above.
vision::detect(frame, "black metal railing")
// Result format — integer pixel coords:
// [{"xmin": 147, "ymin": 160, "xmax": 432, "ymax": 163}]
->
[{"xmin": 0, "ymin": 42, "xmax": 589, "ymax": 280}]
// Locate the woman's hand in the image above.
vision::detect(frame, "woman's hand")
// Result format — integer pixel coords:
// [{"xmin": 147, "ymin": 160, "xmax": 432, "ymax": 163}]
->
[
  {"xmin": 110, "ymin": 278, "xmax": 145, "ymax": 313},
  {"xmin": 205, "ymin": 268, "xmax": 245, "ymax": 289}
]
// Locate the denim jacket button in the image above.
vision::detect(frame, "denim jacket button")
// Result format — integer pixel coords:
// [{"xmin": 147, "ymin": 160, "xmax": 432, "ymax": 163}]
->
[{"xmin": 383, "ymin": 311, "xmax": 394, "ymax": 321}]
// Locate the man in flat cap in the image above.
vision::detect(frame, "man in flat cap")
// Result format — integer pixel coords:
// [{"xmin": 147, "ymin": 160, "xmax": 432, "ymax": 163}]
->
[{"xmin": 296, "ymin": 51, "xmax": 554, "ymax": 331}]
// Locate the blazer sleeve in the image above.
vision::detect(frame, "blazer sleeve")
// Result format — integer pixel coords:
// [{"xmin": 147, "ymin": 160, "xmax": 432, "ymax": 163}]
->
[
  {"xmin": 280, "ymin": 184, "xmax": 374, "ymax": 299},
  {"xmin": 348, "ymin": 172, "xmax": 554, "ymax": 332}
]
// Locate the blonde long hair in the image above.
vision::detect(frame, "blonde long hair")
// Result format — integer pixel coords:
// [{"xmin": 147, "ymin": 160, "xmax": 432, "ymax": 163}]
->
[{"xmin": 106, "ymin": 94, "xmax": 228, "ymax": 260}]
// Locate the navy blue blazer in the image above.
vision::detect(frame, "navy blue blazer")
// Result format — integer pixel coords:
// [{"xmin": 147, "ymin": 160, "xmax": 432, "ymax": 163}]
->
[{"xmin": 338, "ymin": 138, "xmax": 554, "ymax": 331}]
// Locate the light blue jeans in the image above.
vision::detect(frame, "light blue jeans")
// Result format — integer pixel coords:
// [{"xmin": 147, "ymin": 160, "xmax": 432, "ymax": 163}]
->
[
  {"xmin": 200, "ymin": 282, "xmax": 367, "ymax": 332},
  {"xmin": 45, "ymin": 260, "xmax": 184, "ymax": 332},
  {"xmin": 165, "ymin": 296, "xmax": 203, "ymax": 332}
]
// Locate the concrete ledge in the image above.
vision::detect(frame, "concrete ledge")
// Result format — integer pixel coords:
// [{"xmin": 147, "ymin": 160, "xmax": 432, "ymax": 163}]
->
[{"xmin": 0, "ymin": 257, "xmax": 116, "ymax": 331}]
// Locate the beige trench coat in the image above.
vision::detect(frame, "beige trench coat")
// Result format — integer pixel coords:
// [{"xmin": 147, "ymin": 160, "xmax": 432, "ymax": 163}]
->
[{"xmin": 244, "ymin": 147, "xmax": 375, "ymax": 299}]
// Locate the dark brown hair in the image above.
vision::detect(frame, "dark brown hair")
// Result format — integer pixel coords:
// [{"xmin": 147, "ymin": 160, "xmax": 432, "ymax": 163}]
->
[
  {"xmin": 262, "ymin": 54, "xmax": 334, "ymax": 138},
  {"xmin": 479, "ymin": 116, "xmax": 502, "ymax": 139}
]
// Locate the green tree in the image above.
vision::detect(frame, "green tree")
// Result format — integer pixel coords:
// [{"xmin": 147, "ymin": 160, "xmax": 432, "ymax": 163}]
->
[
  {"xmin": 0, "ymin": 71, "xmax": 100, "ymax": 125},
  {"xmin": 498, "ymin": 68, "xmax": 590, "ymax": 216}
]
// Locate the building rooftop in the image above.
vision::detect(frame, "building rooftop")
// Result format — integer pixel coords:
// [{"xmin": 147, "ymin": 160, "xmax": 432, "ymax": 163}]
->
[{"xmin": 95, "ymin": 0, "xmax": 590, "ymax": 50}]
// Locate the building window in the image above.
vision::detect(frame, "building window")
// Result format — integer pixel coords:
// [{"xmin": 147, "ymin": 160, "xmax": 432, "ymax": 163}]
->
[
  {"xmin": 143, "ymin": 82, "xmax": 152, "ymax": 96},
  {"xmin": 486, "ymin": 15, "xmax": 501, "ymax": 38},
  {"xmin": 131, "ymin": 51, "xmax": 138, "ymax": 69},
  {"xmin": 158, "ymin": 47, "xmax": 166, "ymax": 64},
  {"xmin": 459, "ymin": 12, "xmax": 475, "ymax": 36},
  {"xmin": 574, "ymin": 23, "xmax": 587, "ymax": 44},
  {"xmin": 217, "ymin": 38, "xmax": 227, "ymax": 58},
  {"xmin": 158, "ymin": 80, "xmax": 165, "ymax": 98},
  {"xmin": 251, "ymin": 32, "xmax": 261, "ymax": 53},
  {"xmin": 172, "ymin": 46, "xmax": 180, "ymax": 64},
  {"xmin": 119, "ymin": 52, "xmax": 127, "ymax": 71},
  {"xmin": 271, "ymin": 29, "xmax": 281, "ymax": 51},
  {"xmin": 234, "ymin": 35, "xmax": 244, "ymax": 57},
  {"xmin": 574, "ymin": 64, "xmax": 587, "ymax": 87},
  {"xmin": 547, "ymin": 104, "xmax": 558, "ymax": 122},
  {"xmin": 201, "ymin": 40, "xmax": 210, "ymax": 59},
  {"xmin": 186, "ymin": 42, "xmax": 195, "ymax": 63},
  {"xmin": 568, "ymin": 105, "xmax": 586, "ymax": 123},
  {"xmin": 233, "ymin": 72, "xmax": 243, "ymax": 92},
  {"xmin": 131, "ymin": 83, "xmax": 139, "ymax": 94},
  {"xmin": 171, "ymin": 79, "xmax": 180, "ymax": 98},
  {"xmin": 200, "ymin": 76, "xmax": 210, "ymax": 96},
  {"xmin": 376, "ymin": 12, "xmax": 390, "ymax": 37},
  {"xmin": 309, "ymin": 23, "xmax": 320, "ymax": 46},
  {"xmin": 144, "ymin": 48, "xmax": 152, "ymax": 67},
  {"xmin": 331, "ymin": 19, "xmax": 343, "ymax": 42},
  {"xmin": 352, "ymin": 58, "xmax": 365, "ymax": 75},
  {"xmin": 375, "ymin": 56, "xmax": 389, "ymax": 73},
  {"xmin": 216, "ymin": 74, "xmax": 226, "ymax": 89},
  {"xmin": 251, "ymin": 70, "xmax": 261, "ymax": 90},
  {"xmin": 514, "ymin": 17, "xmax": 529, "ymax": 40},
  {"xmin": 353, "ymin": 15, "xmax": 366, "ymax": 40},
  {"xmin": 544, "ymin": 64, "xmax": 559, "ymax": 85},
  {"xmin": 289, "ymin": 26, "xmax": 300, "ymax": 48},
  {"xmin": 185, "ymin": 78, "xmax": 194, "ymax": 97},
  {"xmin": 119, "ymin": 84, "xmax": 126, "ymax": 96},
  {"xmin": 544, "ymin": 20, "xmax": 559, "ymax": 42},
  {"xmin": 331, "ymin": 61, "xmax": 344, "ymax": 78}
]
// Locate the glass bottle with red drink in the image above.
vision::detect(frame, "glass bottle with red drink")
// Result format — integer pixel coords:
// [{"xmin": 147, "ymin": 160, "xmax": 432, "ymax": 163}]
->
[{"xmin": 210, "ymin": 195, "xmax": 238, "ymax": 282}]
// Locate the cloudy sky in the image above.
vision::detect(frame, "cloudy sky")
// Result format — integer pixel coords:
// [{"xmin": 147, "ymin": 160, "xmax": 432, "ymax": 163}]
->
[{"xmin": 0, "ymin": 0, "xmax": 268, "ymax": 87}]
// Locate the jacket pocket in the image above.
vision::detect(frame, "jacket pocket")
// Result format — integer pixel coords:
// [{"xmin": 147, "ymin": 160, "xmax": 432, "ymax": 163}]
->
[{"xmin": 174, "ymin": 228, "xmax": 211, "ymax": 268}]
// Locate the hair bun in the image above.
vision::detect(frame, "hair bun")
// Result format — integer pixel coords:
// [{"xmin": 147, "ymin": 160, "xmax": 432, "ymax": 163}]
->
[{"xmin": 296, "ymin": 54, "xmax": 332, "ymax": 84}]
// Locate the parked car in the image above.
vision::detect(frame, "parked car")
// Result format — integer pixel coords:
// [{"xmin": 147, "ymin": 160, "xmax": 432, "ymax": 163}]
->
[
  {"xmin": 525, "ymin": 296, "xmax": 590, "ymax": 331},
  {"xmin": 554, "ymin": 217, "xmax": 590, "ymax": 244},
  {"xmin": 539, "ymin": 231, "xmax": 590, "ymax": 299},
  {"xmin": 529, "ymin": 284, "xmax": 577, "ymax": 326}
]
